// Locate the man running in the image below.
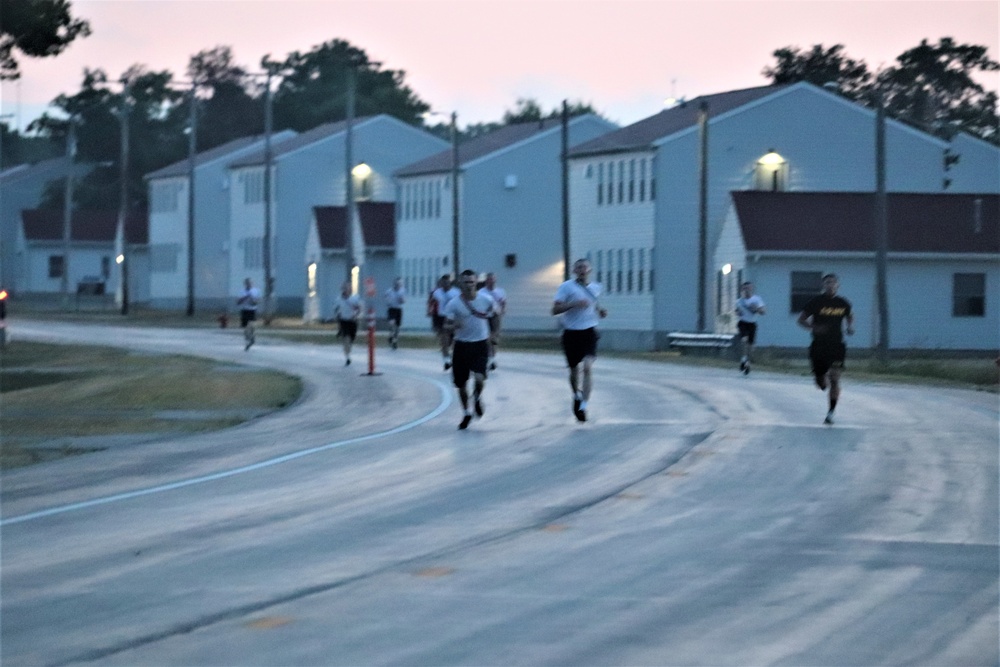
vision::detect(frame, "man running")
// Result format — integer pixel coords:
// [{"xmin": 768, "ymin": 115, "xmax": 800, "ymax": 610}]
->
[
  {"xmin": 429, "ymin": 274, "xmax": 461, "ymax": 370},
  {"xmin": 333, "ymin": 281, "xmax": 363, "ymax": 366},
  {"xmin": 797, "ymin": 273, "xmax": 854, "ymax": 424},
  {"xmin": 735, "ymin": 281, "xmax": 766, "ymax": 375},
  {"xmin": 236, "ymin": 277, "xmax": 261, "ymax": 351},
  {"xmin": 384, "ymin": 277, "xmax": 406, "ymax": 350},
  {"xmin": 443, "ymin": 269, "xmax": 496, "ymax": 430},
  {"xmin": 478, "ymin": 272, "xmax": 507, "ymax": 370},
  {"xmin": 552, "ymin": 258, "xmax": 608, "ymax": 422}
]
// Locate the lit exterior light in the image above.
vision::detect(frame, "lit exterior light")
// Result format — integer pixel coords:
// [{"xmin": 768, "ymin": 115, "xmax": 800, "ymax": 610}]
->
[
  {"xmin": 722, "ymin": 263, "xmax": 732, "ymax": 275},
  {"xmin": 351, "ymin": 163, "xmax": 371, "ymax": 179},
  {"xmin": 116, "ymin": 255, "xmax": 124, "ymax": 264},
  {"xmin": 758, "ymin": 150, "xmax": 785, "ymax": 166}
]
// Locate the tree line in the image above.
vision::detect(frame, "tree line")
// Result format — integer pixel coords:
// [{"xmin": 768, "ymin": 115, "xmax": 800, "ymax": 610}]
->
[{"xmin": 1, "ymin": 3, "xmax": 996, "ymax": 214}]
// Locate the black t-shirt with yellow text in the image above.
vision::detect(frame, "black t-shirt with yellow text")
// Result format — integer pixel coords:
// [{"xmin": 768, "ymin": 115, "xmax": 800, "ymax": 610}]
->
[{"xmin": 802, "ymin": 294, "xmax": 852, "ymax": 344}]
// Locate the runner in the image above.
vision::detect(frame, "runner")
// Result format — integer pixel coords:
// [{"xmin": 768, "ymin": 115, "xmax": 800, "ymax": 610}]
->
[
  {"xmin": 442, "ymin": 269, "xmax": 496, "ymax": 430},
  {"xmin": 478, "ymin": 272, "xmax": 507, "ymax": 370},
  {"xmin": 333, "ymin": 281, "xmax": 363, "ymax": 366},
  {"xmin": 797, "ymin": 273, "xmax": 855, "ymax": 424},
  {"xmin": 552, "ymin": 258, "xmax": 608, "ymax": 422},
  {"xmin": 236, "ymin": 277, "xmax": 261, "ymax": 351},
  {"xmin": 384, "ymin": 277, "xmax": 406, "ymax": 350},
  {"xmin": 428, "ymin": 274, "xmax": 461, "ymax": 370},
  {"xmin": 734, "ymin": 281, "xmax": 766, "ymax": 375}
]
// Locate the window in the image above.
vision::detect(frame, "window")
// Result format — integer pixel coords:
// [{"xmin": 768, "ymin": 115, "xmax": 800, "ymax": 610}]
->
[
  {"xmin": 638, "ymin": 249, "xmax": 645, "ymax": 292},
  {"xmin": 241, "ymin": 237, "xmax": 263, "ymax": 270},
  {"xmin": 790, "ymin": 271, "xmax": 823, "ymax": 313},
  {"xmin": 101, "ymin": 256, "xmax": 111, "ymax": 279},
  {"xmin": 48, "ymin": 255, "xmax": 64, "ymax": 278},
  {"xmin": 595, "ymin": 250, "xmax": 604, "ymax": 286},
  {"xmin": 627, "ymin": 248, "xmax": 634, "ymax": 292},
  {"xmin": 639, "ymin": 159, "xmax": 646, "ymax": 202},
  {"xmin": 606, "ymin": 163, "xmax": 614, "ymax": 204},
  {"xmin": 151, "ymin": 181, "xmax": 181, "ymax": 213},
  {"xmin": 953, "ymin": 273, "xmax": 986, "ymax": 317},
  {"xmin": 241, "ymin": 170, "xmax": 264, "ymax": 204},
  {"xmin": 616, "ymin": 249, "xmax": 624, "ymax": 292},
  {"xmin": 597, "ymin": 163, "xmax": 604, "ymax": 205},
  {"xmin": 628, "ymin": 160, "xmax": 635, "ymax": 203},
  {"xmin": 150, "ymin": 243, "xmax": 181, "ymax": 273},
  {"xmin": 617, "ymin": 161, "xmax": 625, "ymax": 203}
]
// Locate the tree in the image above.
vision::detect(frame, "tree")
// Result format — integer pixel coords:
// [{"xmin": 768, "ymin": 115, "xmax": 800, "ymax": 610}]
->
[
  {"xmin": 272, "ymin": 39, "xmax": 430, "ymax": 132},
  {"xmin": 762, "ymin": 44, "xmax": 872, "ymax": 99},
  {"xmin": 875, "ymin": 38, "xmax": 999, "ymax": 141},
  {"xmin": 762, "ymin": 39, "xmax": 999, "ymax": 144},
  {"xmin": 502, "ymin": 97, "xmax": 604, "ymax": 124},
  {"xmin": 186, "ymin": 46, "xmax": 262, "ymax": 150},
  {"xmin": 0, "ymin": 0, "xmax": 91, "ymax": 80}
]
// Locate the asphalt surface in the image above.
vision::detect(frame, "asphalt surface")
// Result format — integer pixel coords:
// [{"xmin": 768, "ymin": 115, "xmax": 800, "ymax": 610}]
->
[{"xmin": 2, "ymin": 320, "xmax": 997, "ymax": 666}]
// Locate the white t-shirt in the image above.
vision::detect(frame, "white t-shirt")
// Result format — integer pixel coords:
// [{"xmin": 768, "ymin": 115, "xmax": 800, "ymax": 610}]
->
[
  {"xmin": 443, "ymin": 293, "xmax": 495, "ymax": 342},
  {"xmin": 478, "ymin": 286, "xmax": 507, "ymax": 315},
  {"xmin": 384, "ymin": 286, "xmax": 406, "ymax": 309},
  {"xmin": 554, "ymin": 280, "xmax": 603, "ymax": 330},
  {"xmin": 238, "ymin": 287, "xmax": 261, "ymax": 311},
  {"xmin": 735, "ymin": 295, "xmax": 766, "ymax": 323},
  {"xmin": 431, "ymin": 286, "xmax": 461, "ymax": 314},
  {"xmin": 333, "ymin": 294, "xmax": 363, "ymax": 321}
]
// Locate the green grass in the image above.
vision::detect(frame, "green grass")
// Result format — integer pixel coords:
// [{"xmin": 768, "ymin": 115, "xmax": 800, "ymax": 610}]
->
[{"xmin": 0, "ymin": 341, "xmax": 302, "ymax": 470}]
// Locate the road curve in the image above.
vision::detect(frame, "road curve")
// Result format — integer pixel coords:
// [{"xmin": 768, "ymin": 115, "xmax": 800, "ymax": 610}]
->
[{"xmin": 1, "ymin": 320, "xmax": 997, "ymax": 666}]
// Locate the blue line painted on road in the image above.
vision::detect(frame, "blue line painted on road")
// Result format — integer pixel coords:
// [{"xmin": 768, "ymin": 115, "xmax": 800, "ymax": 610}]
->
[{"xmin": 1, "ymin": 374, "xmax": 453, "ymax": 527}]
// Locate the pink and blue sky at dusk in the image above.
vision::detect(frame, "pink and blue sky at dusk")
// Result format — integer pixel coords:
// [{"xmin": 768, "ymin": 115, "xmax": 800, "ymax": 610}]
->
[{"xmin": 1, "ymin": 0, "xmax": 997, "ymax": 132}]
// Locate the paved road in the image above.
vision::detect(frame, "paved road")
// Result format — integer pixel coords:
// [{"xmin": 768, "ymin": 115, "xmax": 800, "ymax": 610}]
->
[{"xmin": 2, "ymin": 321, "xmax": 997, "ymax": 666}]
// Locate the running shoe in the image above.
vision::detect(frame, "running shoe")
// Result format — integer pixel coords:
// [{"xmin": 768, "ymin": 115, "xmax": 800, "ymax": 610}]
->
[
  {"xmin": 743, "ymin": 362, "xmax": 750, "ymax": 376},
  {"xmin": 345, "ymin": 358, "xmax": 351, "ymax": 366},
  {"xmin": 739, "ymin": 359, "xmax": 746, "ymax": 372},
  {"xmin": 444, "ymin": 361, "xmax": 452, "ymax": 371},
  {"xmin": 575, "ymin": 408, "xmax": 587, "ymax": 423},
  {"xmin": 459, "ymin": 414, "xmax": 473, "ymax": 430},
  {"xmin": 573, "ymin": 396, "xmax": 581, "ymax": 416},
  {"xmin": 824, "ymin": 410, "xmax": 835, "ymax": 425},
  {"xmin": 474, "ymin": 397, "xmax": 484, "ymax": 417},
  {"xmin": 489, "ymin": 361, "xmax": 497, "ymax": 371}
]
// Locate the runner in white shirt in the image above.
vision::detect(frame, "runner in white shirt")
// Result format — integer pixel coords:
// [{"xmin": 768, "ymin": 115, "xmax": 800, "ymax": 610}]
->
[
  {"xmin": 443, "ymin": 269, "xmax": 496, "ymax": 430},
  {"xmin": 384, "ymin": 277, "xmax": 406, "ymax": 350},
  {"xmin": 734, "ymin": 281, "xmax": 766, "ymax": 375},
  {"xmin": 332, "ymin": 282, "xmax": 363, "ymax": 366},
  {"xmin": 236, "ymin": 277, "xmax": 261, "ymax": 351},
  {"xmin": 477, "ymin": 272, "xmax": 507, "ymax": 370},
  {"xmin": 428, "ymin": 274, "xmax": 461, "ymax": 370},
  {"xmin": 552, "ymin": 258, "xmax": 608, "ymax": 422}
]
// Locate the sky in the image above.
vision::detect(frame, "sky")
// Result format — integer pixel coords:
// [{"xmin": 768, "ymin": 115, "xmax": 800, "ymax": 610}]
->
[{"xmin": 1, "ymin": 0, "xmax": 997, "ymax": 133}]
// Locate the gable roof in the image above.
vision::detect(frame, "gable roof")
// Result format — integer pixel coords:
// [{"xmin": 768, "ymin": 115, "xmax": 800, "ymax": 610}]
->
[
  {"xmin": 1, "ymin": 156, "xmax": 93, "ymax": 184},
  {"xmin": 144, "ymin": 131, "xmax": 296, "ymax": 180},
  {"xmin": 569, "ymin": 85, "xmax": 791, "ymax": 158},
  {"xmin": 313, "ymin": 201, "xmax": 395, "ymax": 249},
  {"xmin": 229, "ymin": 116, "xmax": 380, "ymax": 169},
  {"xmin": 21, "ymin": 209, "xmax": 149, "ymax": 245},
  {"xmin": 395, "ymin": 117, "xmax": 567, "ymax": 177},
  {"xmin": 732, "ymin": 191, "xmax": 999, "ymax": 254}
]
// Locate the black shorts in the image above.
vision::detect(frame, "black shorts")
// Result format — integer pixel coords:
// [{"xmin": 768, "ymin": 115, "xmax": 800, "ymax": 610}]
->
[
  {"xmin": 561, "ymin": 328, "xmax": 599, "ymax": 368},
  {"xmin": 452, "ymin": 339, "xmax": 489, "ymax": 387},
  {"xmin": 240, "ymin": 309, "xmax": 256, "ymax": 328},
  {"xmin": 432, "ymin": 314, "xmax": 446, "ymax": 332},
  {"xmin": 338, "ymin": 319, "xmax": 358, "ymax": 341},
  {"xmin": 810, "ymin": 340, "xmax": 846, "ymax": 377},
  {"xmin": 387, "ymin": 307, "xmax": 403, "ymax": 326},
  {"xmin": 737, "ymin": 320, "xmax": 757, "ymax": 345}
]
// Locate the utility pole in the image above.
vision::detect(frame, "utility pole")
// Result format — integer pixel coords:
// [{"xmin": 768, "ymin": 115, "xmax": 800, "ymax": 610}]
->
[
  {"xmin": 117, "ymin": 80, "xmax": 131, "ymax": 316},
  {"xmin": 60, "ymin": 117, "xmax": 77, "ymax": 309},
  {"xmin": 696, "ymin": 101, "xmax": 709, "ymax": 332},
  {"xmin": 560, "ymin": 100, "xmax": 570, "ymax": 280},
  {"xmin": 262, "ymin": 66, "xmax": 275, "ymax": 322},
  {"xmin": 344, "ymin": 65, "xmax": 356, "ymax": 284},
  {"xmin": 874, "ymin": 93, "xmax": 889, "ymax": 363},
  {"xmin": 185, "ymin": 82, "xmax": 198, "ymax": 316},
  {"xmin": 450, "ymin": 111, "xmax": 460, "ymax": 275}
]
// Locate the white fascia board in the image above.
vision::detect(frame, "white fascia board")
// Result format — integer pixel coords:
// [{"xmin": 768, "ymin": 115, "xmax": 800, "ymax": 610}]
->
[
  {"xmin": 750, "ymin": 249, "xmax": 998, "ymax": 261},
  {"xmin": 653, "ymin": 81, "xmax": 949, "ymax": 150}
]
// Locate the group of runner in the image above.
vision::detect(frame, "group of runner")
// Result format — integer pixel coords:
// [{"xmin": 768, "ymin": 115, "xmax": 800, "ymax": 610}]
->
[{"xmin": 237, "ymin": 265, "xmax": 855, "ymax": 428}]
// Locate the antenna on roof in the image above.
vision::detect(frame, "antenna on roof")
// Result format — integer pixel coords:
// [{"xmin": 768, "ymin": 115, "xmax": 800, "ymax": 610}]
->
[{"xmin": 664, "ymin": 79, "xmax": 686, "ymax": 109}]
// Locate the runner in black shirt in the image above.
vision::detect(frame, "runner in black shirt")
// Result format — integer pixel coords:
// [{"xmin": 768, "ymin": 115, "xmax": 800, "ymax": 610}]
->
[{"xmin": 797, "ymin": 273, "xmax": 855, "ymax": 425}]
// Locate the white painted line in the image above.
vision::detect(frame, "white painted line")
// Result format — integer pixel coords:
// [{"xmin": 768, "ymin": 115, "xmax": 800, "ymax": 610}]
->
[{"xmin": 1, "ymin": 374, "xmax": 453, "ymax": 527}]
